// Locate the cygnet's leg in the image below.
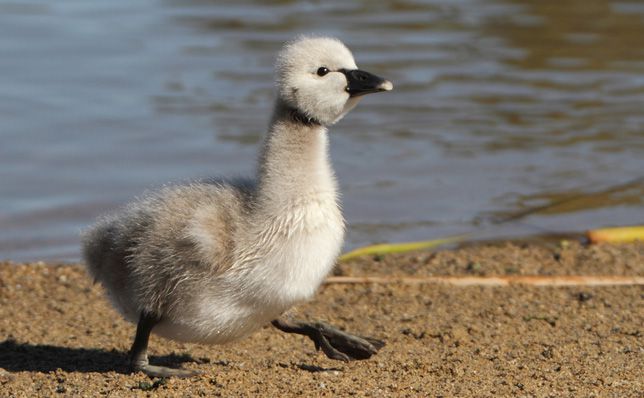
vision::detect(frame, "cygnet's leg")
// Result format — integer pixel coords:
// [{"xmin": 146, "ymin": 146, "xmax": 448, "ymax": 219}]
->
[
  {"xmin": 129, "ymin": 312, "xmax": 202, "ymax": 378},
  {"xmin": 271, "ymin": 319, "xmax": 385, "ymax": 361}
]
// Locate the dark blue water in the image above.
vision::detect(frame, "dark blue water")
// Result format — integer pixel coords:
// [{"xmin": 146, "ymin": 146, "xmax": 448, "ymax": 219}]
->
[{"xmin": 1, "ymin": 0, "xmax": 643, "ymax": 262}]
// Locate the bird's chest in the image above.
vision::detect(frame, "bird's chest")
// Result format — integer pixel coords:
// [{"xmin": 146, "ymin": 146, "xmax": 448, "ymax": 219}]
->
[{"xmin": 255, "ymin": 198, "xmax": 345, "ymax": 306}]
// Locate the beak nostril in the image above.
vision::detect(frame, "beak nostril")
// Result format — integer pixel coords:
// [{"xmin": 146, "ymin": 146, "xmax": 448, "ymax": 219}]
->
[{"xmin": 348, "ymin": 70, "xmax": 369, "ymax": 82}]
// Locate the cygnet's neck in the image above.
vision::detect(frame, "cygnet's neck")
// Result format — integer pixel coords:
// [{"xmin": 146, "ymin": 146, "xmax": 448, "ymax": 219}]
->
[{"xmin": 257, "ymin": 99, "xmax": 337, "ymax": 205}]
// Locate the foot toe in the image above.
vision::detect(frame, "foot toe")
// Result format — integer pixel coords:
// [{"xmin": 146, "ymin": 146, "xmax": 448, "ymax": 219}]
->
[
  {"xmin": 325, "ymin": 348, "xmax": 351, "ymax": 362},
  {"xmin": 134, "ymin": 364, "xmax": 203, "ymax": 378},
  {"xmin": 364, "ymin": 337, "xmax": 386, "ymax": 350},
  {"xmin": 326, "ymin": 333, "xmax": 385, "ymax": 360}
]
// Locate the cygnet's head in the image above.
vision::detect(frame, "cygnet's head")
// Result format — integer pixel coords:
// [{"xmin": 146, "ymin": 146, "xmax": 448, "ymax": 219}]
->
[{"xmin": 276, "ymin": 36, "xmax": 393, "ymax": 126}]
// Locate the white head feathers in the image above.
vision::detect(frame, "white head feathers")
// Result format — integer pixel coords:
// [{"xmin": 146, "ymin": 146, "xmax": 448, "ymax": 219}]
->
[{"xmin": 275, "ymin": 36, "xmax": 392, "ymax": 126}]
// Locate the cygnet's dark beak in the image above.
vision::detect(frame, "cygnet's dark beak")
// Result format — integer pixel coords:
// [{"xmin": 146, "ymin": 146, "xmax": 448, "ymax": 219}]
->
[{"xmin": 342, "ymin": 69, "xmax": 393, "ymax": 97}]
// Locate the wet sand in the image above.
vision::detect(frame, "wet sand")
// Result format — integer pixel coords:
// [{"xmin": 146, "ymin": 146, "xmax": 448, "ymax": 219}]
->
[{"xmin": 1, "ymin": 241, "xmax": 642, "ymax": 397}]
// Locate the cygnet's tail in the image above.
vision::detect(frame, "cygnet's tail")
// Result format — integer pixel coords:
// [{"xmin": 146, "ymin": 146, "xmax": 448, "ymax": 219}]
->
[
  {"xmin": 81, "ymin": 218, "xmax": 139, "ymax": 322},
  {"xmin": 81, "ymin": 219, "xmax": 120, "ymax": 284}
]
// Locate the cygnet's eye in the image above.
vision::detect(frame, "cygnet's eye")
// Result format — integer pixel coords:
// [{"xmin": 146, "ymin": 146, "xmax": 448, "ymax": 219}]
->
[{"xmin": 316, "ymin": 67, "xmax": 329, "ymax": 77}]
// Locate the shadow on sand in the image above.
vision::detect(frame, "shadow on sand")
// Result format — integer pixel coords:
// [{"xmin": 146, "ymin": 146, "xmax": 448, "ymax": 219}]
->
[{"xmin": 0, "ymin": 339, "xmax": 195, "ymax": 374}]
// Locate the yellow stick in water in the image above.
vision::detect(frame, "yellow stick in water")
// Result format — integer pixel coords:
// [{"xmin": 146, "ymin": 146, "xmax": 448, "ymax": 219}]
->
[
  {"xmin": 587, "ymin": 226, "xmax": 644, "ymax": 243},
  {"xmin": 339, "ymin": 235, "xmax": 466, "ymax": 262}
]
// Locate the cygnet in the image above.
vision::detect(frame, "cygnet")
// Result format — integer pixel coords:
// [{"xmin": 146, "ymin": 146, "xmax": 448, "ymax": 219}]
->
[{"xmin": 83, "ymin": 36, "xmax": 393, "ymax": 378}]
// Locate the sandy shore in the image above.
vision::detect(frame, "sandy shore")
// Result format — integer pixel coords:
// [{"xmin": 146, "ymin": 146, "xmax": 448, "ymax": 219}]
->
[{"xmin": 1, "ymin": 241, "xmax": 642, "ymax": 397}]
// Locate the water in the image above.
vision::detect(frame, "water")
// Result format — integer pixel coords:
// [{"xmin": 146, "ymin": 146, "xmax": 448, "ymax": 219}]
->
[{"xmin": 1, "ymin": 0, "xmax": 643, "ymax": 262}]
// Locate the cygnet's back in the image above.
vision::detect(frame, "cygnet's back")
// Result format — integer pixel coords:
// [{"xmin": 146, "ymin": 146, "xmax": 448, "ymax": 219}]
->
[{"xmin": 83, "ymin": 180, "xmax": 253, "ymax": 331}]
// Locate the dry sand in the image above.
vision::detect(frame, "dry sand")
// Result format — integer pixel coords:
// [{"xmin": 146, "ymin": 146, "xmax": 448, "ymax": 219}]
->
[{"xmin": 0, "ymin": 241, "xmax": 642, "ymax": 397}]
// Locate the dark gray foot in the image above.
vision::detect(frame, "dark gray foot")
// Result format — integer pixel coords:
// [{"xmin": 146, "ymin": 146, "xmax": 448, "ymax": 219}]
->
[
  {"xmin": 130, "ymin": 361, "xmax": 203, "ymax": 378},
  {"xmin": 315, "ymin": 321, "xmax": 385, "ymax": 360},
  {"xmin": 129, "ymin": 312, "xmax": 202, "ymax": 378},
  {"xmin": 272, "ymin": 319, "xmax": 385, "ymax": 361}
]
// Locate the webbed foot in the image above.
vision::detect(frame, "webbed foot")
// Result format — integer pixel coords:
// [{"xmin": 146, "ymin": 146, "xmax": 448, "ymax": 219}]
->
[
  {"xmin": 128, "ymin": 312, "xmax": 203, "ymax": 378},
  {"xmin": 272, "ymin": 318, "xmax": 385, "ymax": 361},
  {"xmin": 131, "ymin": 361, "xmax": 202, "ymax": 378}
]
